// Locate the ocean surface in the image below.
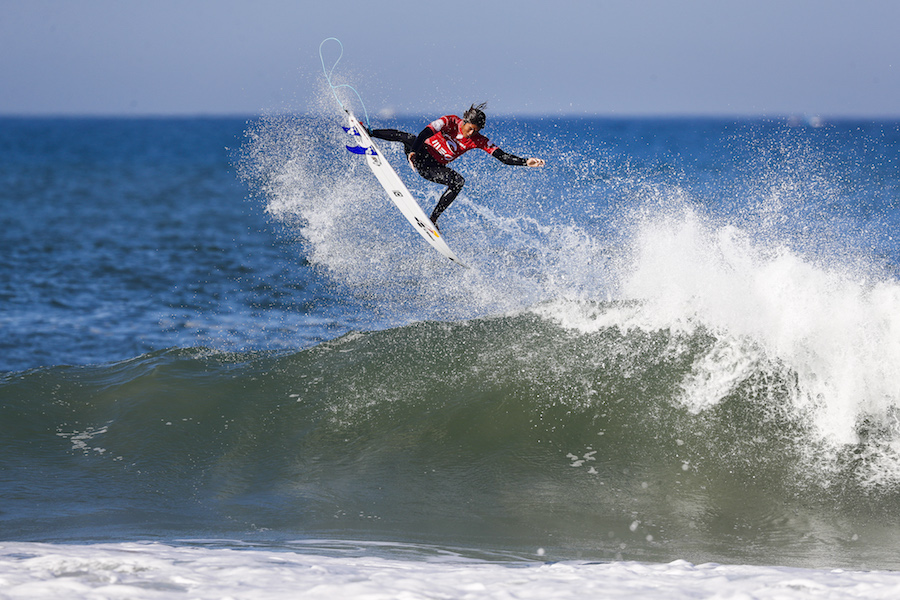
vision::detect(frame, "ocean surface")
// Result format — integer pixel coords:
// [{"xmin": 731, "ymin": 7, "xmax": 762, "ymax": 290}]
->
[{"xmin": 3, "ymin": 113, "xmax": 900, "ymax": 597}]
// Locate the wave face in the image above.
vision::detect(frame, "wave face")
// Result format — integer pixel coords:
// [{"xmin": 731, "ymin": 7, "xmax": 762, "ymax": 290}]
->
[{"xmin": 4, "ymin": 305, "xmax": 900, "ymax": 568}]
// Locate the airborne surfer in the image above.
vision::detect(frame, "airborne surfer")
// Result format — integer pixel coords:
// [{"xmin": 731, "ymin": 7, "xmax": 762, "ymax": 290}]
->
[{"xmin": 368, "ymin": 103, "xmax": 545, "ymax": 227}]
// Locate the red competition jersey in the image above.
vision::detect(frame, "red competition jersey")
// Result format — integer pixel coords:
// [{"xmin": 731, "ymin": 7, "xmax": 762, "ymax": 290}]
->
[{"xmin": 422, "ymin": 115, "xmax": 499, "ymax": 165}]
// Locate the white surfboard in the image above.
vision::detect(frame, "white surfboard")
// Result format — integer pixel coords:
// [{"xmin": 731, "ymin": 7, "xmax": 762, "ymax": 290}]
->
[{"xmin": 343, "ymin": 112, "xmax": 467, "ymax": 267}]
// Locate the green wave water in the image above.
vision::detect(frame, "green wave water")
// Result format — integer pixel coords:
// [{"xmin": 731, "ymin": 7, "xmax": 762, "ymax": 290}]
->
[{"xmin": 4, "ymin": 308, "xmax": 900, "ymax": 568}]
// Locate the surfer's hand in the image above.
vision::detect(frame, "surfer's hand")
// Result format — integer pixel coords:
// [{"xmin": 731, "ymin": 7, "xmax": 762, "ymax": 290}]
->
[
  {"xmin": 526, "ymin": 158, "xmax": 545, "ymax": 167},
  {"xmin": 408, "ymin": 152, "xmax": 418, "ymax": 171}
]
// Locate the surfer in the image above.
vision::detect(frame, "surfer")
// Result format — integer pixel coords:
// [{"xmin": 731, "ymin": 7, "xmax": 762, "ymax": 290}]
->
[{"xmin": 368, "ymin": 103, "xmax": 545, "ymax": 226}]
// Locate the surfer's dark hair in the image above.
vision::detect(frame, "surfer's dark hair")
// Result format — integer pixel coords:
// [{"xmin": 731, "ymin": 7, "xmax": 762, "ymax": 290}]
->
[{"xmin": 463, "ymin": 102, "xmax": 487, "ymax": 128}]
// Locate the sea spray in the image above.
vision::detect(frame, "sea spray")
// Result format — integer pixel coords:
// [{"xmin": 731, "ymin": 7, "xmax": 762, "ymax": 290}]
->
[{"xmin": 238, "ymin": 112, "xmax": 616, "ymax": 320}]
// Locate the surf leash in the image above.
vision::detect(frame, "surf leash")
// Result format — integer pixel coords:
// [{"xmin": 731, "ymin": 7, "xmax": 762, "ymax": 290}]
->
[{"xmin": 319, "ymin": 37, "xmax": 370, "ymax": 130}]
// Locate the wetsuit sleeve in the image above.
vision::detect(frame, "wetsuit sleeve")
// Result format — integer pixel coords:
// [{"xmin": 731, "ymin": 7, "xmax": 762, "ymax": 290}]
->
[
  {"xmin": 411, "ymin": 126, "xmax": 437, "ymax": 155},
  {"xmin": 491, "ymin": 148, "xmax": 528, "ymax": 166}
]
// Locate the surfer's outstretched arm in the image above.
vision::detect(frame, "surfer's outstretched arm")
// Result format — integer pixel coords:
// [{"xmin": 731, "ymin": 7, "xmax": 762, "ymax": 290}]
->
[{"xmin": 490, "ymin": 149, "xmax": 545, "ymax": 167}]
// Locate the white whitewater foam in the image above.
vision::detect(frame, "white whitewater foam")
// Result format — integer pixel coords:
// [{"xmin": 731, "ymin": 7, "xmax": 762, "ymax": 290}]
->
[
  {"xmin": 1, "ymin": 542, "xmax": 899, "ymax": 600},
  {"xmin": 535, "ymin": 205, "xmax": 900, "ymax": 485},
  {"xmin": 622, "ymin": 208, "xmax": 900, "ymax": 447}
]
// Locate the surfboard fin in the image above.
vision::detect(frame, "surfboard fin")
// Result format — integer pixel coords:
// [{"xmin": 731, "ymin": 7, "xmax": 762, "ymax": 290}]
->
[{"xmin": 346, "ymin": 145, "xmax": 377, "ymax": 155}]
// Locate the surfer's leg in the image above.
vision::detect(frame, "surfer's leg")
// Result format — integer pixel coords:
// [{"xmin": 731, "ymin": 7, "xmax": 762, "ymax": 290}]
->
[
  {"xmin": 369, "ymin": 129, "xmax": 416, "ymax": 154},
  {"xmin": 418, "ymin": 165, "xmax": 464, "ymax": 223},
  {"xmin": 430, "ymin": 185, "xmax": 462, "ymax": 223}
]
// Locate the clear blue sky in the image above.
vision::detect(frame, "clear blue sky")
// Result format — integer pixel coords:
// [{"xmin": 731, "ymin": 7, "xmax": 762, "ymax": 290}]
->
[{"xmin": 2, "ymin": 0, "xmax": 898, "ymax": 117}]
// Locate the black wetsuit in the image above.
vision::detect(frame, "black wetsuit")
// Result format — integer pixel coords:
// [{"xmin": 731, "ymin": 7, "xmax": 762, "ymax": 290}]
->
[{"xmin": 370, "ymin": 124, "xmax": 527, "ymax": 223}]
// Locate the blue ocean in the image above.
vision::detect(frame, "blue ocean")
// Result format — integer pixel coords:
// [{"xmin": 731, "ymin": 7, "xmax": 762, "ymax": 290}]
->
[{"xmin": 3, "ymin": 112, "xmax": 900, "ymax": 598}]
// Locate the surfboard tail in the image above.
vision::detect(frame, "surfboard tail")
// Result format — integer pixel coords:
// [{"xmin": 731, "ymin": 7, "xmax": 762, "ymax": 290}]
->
[{"xmin": 344, "ymin": 117, "xmax": 377, "ymax": 155}]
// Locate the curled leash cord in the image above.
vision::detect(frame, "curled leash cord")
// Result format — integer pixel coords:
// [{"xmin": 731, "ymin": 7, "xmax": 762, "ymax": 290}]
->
[{"xmin": 319, "ymin": 37, "xmax": 370, "ymax": 129}]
